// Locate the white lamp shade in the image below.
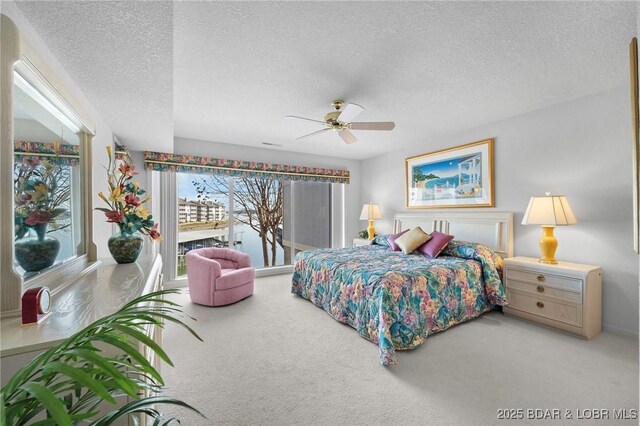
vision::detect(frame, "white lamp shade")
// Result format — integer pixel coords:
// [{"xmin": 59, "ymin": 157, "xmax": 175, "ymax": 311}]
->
[
  {"xmin": 359, "ymin": 203, "xmax": 382, "ymax": 220},
  {"xmin": 521, "ymin": 195, "xmax": 577, "ymax": 226}
]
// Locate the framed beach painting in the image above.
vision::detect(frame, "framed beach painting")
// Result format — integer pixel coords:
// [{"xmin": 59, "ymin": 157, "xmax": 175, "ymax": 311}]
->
[{"xmin": 405, "ymin": 139, "xmax": 494, "ymax": 209}]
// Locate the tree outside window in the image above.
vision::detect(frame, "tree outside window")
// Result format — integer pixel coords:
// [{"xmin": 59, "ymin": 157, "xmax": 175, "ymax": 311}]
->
[{"xmin": 193, "ymin": 175, "xmax": 283, "ymax": 267}]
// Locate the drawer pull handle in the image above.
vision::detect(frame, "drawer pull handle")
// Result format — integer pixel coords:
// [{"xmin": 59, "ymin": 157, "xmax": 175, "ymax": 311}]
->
[
  {"xmin": 537, "ymin": 274, "xmax": 545, "ymax": 282},
  {"xmin": 536, "ymin": 301, "xmax": 544, "ymax": 309},
  {"xmin": 537, "ymin": 285, "xmax": 544, "ymax": 293}
]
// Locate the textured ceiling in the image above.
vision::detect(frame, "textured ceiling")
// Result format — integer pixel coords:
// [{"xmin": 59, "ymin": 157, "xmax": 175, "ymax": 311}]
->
[
  {"xmin": 174, "ymin": 1, "xmax": 636, "ymax": 160},
  {"xmin": 14, "ymin": 0, "xmax": 173, "ymax": 152},
  {"xmin": 13, "ymin": 1, "xmax": 637, "ymax": 159}
]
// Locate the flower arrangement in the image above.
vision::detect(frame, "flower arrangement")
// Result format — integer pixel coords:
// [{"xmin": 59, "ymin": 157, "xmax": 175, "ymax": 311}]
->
[
  {"xmin": 14, "ymin": 157, "xmax": 70, "ymax": 240},
  {"xmin": 97, "ymin": 146, "xmax": 160, "ymax": 240}
]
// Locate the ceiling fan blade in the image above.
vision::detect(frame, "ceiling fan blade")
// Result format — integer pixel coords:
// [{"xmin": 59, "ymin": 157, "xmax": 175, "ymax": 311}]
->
[
  {"xmin": 297, "ymin": 127, "xmax": 331, "ymax": 140},
  {"xmin": 286, "ymin": 115, "xmax": 326, "ymax": 125},
  {"xmin": 339, "ymin": 128, "xmax": 357, "ymax": 144},
  {"xmin": 337, "ymin": 103, "xmax": 364, "ymax": 123},
  {"xmin": 349, "ymin": 121, "xmax": 396, "ymax": 131}
]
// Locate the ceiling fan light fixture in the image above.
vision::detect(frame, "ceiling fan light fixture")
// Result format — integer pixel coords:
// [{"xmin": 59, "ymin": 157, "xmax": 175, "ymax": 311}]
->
[
  {"xmin": 324, "ymin": 110, "xmax": 342, "ymax": 122},
  {"xmin": 287, "ymin": 99, "xmax": 395, "ymax": 144}
]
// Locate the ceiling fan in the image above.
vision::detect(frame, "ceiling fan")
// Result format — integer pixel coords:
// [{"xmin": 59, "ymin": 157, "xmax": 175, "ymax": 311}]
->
[{"xmin": 286, "ymin": 100, "xmax": 395, "ymax": 144}]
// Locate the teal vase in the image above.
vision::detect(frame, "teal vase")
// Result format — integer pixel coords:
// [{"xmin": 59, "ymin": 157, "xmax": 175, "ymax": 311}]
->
[
  {"xmin": 108, "ymin": 230, "xmax": 143, "ymax": 264},
  {"xmin": 15, "ymin": 223, "xmax": 60, "ymax": 272}
]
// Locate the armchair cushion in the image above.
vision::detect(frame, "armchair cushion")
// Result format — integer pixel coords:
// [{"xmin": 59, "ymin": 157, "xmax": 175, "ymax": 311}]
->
[
  {"xmin": 193, "ymin": 247, "xmax": 251, "ymax": 269},
  {"xmin": 216, "ymin": 267, "xmax": 256, "ymax": 291}
]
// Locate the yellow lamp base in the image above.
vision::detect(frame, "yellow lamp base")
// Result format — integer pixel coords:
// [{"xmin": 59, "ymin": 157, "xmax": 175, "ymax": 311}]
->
[
  {"xmin": 538, "ymin": 226, "xmax": 558, "ymax": 264},
  {"xmin": 367, "ymin": 220, "xmax": 376, "ymax": 240}
]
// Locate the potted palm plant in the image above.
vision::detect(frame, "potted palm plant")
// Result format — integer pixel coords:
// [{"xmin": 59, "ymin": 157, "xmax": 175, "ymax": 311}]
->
[{"xmin": 0, "ymin": 289, "xmax": 204, "ymax": 425}]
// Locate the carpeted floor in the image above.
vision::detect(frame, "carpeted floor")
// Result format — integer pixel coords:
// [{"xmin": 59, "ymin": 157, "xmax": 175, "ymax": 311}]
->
[{"xmin": 161, "ymin": 274, "xmax": 639, "ymax": 425}]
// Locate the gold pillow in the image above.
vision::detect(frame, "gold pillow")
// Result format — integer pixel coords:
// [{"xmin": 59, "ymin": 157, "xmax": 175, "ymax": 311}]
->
[{"xmin": 395, "ymin": 227, "xmax": 431, "ymax": 254}]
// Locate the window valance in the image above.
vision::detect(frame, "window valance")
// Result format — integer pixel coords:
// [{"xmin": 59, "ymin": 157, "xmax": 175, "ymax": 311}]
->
[
  {"xmin": 143, "ymin": 151, "xmax": 350, "ymax": 184},
  {"xmin": 114, "ymin": 142, "xmax": 128, "ymax": 161},
  {"xmin": 14, "ymin": 140, "xmax": 80, "ymax": 167}
]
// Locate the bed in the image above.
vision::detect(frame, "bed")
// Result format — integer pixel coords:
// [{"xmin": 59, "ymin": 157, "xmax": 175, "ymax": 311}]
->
[{"xmin": 291, "ymin": 212, "xmax": 513, "ymax": 365}]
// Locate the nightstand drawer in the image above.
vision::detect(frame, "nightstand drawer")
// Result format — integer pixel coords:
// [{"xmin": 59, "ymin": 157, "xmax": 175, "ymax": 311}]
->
[
  {"xmin": 506, "ymin": 269, "xmax": 582, "ymax": 293},
  {"xmin": 507, "ymin": 289, "xmax": 582, "ymax": 327},
  {"xmin": 506, "ymin": 279, "xmax": 581, "ymax": 303}
]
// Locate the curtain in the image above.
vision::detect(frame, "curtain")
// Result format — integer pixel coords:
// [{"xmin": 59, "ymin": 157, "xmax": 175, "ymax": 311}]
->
[{"xmin": 144, "ymin": 151, "xmax": 350, "ymax": 184}]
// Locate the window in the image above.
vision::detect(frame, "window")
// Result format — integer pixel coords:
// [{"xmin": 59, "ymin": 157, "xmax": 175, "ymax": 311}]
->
[
  {"xmin": 177, "ymin": 173, "xmax": 334, "ymax": 275},
  {"xmin": 231, "ymin": 177, "xmax": 285, "ymax": 267}
]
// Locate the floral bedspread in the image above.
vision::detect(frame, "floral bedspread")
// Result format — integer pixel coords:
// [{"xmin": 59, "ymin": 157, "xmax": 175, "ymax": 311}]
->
[{"xmin": 291, "ymin": 240, "xmax": 506, "ymax": 365}]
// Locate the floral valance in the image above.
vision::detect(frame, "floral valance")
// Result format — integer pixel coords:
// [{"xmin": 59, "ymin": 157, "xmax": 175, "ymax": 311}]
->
[
  {"xmin": 143, "ymin": 151, "xmax": 350, "ymax": 184},
  {"xmin": 114, "ymin": 142, "xmax": 128, "ymax": 161},
  {"xmin": 14, "ymin": 140, "xmax": 80, "ymax": 167}
]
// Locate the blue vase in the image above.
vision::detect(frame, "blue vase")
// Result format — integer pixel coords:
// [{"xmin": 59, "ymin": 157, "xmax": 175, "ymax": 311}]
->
[
  {"xmin": 15, "ymin": 223, "xmax": 60, "ymax": 272},
  {"xmin": 108, "ymin": 231, "xmax": 143, "ymax": 264}
]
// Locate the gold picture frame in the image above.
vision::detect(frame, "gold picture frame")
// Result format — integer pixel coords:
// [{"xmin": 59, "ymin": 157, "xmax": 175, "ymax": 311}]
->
[
  {"xmin": 630, "ymin": 38, "xmax": 639, "ymax": 253},
  {"xmin": 405, "ymin": 138, "xmax": 495, "ymax": 209}
]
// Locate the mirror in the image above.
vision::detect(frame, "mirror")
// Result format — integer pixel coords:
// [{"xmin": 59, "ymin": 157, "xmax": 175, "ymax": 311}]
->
[
  {"xmin": 12, "ymin": 69, "xmax": 83, "ymax": 277},
  {"xmin": 1, "ymin": 13, "xmax": 96, "ymax": 316}
]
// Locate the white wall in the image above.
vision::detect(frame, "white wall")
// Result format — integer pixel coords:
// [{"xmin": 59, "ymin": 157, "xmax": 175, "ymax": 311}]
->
[
  {"xmin": 173, "ymin": 137, "xmax": 361, "ymax": 245},
  {"xmin": 2, "ymin": 2, "xmax": 114, "ymax": 258},
  {"xmin": 361, "ymin": 85, "xmax": 639, "ymax": 336}
]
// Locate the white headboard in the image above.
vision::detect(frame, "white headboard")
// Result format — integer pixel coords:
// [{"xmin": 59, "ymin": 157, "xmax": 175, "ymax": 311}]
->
[{"xmin": 394, "ymin": 212, "xmax": 513, "ymax": 258}]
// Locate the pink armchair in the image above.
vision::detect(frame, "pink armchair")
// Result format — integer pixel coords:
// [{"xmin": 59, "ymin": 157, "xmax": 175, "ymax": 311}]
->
[{"xmin": 185, "ymin": 248, "xmax": 255, "ymax": 306}]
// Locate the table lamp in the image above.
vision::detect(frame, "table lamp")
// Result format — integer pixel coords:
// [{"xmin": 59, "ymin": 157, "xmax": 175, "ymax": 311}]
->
[
  {"xmin": 359, "ymin": 203, "xmax": 382, "ymax": 240},
  {"xmin": 521, "ymin": 193, "xmax": 577, "ymax": 264}
]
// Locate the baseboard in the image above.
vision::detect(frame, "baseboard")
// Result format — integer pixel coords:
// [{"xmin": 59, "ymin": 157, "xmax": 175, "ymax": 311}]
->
[
  {"xmin": 255, "ymin": 265, "xmax": 293, "ymax": 278},
  {"xmin": 602, "ymin": 323, "xmax": 639, "ymax": 339},
  {"xmin": 164, "ymin": 277, "xmax": 187, "ymax": 289}
]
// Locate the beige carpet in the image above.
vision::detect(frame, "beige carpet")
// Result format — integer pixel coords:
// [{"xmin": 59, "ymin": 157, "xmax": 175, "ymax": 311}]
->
[{"xmin": 161, "ymin": 274, "xmax": 638, "ymax": 425}]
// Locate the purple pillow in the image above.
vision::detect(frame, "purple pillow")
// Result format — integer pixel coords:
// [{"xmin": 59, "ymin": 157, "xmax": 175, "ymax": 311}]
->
[
  {"xmin": 418, "ymin": 231, "xmax": 454, "ymax": 258},
  {"xmin": 387, "ymin": 229, "xmax": 410, "ymax": 251}
]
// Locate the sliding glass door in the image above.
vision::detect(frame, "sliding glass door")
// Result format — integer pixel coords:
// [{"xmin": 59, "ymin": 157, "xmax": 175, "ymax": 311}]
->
[{"xmin": 177, "ymin": 173, "xmax": 334, "ymax": 275}]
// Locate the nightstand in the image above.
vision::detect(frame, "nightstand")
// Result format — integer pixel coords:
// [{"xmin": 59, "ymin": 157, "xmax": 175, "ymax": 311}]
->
[
  {"xmin": 503, "ymin": 256, "xmax": 602, "ymax": 339},
  {"xmin": 353, "ymin": 238, "xmax": 373, "ymax": 247}
]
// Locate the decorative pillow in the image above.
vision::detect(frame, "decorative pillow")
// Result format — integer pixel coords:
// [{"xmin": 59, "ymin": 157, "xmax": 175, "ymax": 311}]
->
[
  {"xmin": 372, "ymin": 234, "xmax": 391, "ymax": 247},
  {"xmin": 387, "ymin": 229, "xmax": 410, "ymax": 251},
  {"xmin": 418, "ymin": 231, "xmax": 454, "ymax": 258},
  {"xmin": 395, "ymin": 227, "xmax": 431, "ymax": 254}
]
